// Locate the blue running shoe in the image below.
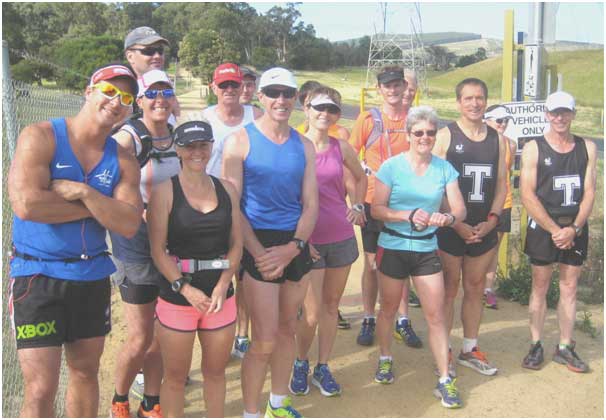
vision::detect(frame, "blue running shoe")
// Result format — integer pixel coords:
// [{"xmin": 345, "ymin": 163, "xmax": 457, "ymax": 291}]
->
[
  {"xmin": 357, "ymin": 317, "xmax": 376, "ymax": 346},
  {"xmin": 374, "ymin": 358, "xmax": 394, "ymax": 384},
  {"xmin": 231, "ymin": 336, "xmax": 250, "ymax": 359},
  {"xmin": 433, "ymin": 377, "xmax": 462, "ymax": 408},
  {"xmin": 265, "ymin": 396, "xmax": 302, "ymax": 418},
  {"xmin": 289, "ymin": 359, "xmax": 310, "ymax": 395},
  {"xmin": 393, "ymin": 318, "xmax": 422, "ymax": 348},
  {"xmin": 312, "ymin": 364, "xmax": 341, "ymax": 397}
]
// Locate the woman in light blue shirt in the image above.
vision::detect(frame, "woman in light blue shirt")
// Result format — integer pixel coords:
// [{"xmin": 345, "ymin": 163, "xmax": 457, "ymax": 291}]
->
[{"xmin": 371, "ymin": 106, "xmax": 467, "ymax": 408}]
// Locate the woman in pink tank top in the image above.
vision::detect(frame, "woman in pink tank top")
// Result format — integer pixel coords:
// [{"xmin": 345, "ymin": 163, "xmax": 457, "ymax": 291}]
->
[{"xmin": 290, "ymin": 87, "xmax": 367, "ymax": 396}]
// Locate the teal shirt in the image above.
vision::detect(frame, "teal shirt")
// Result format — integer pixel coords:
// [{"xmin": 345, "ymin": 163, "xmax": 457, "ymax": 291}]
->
[{"xmin": 376, "ymin": 153, "xmax": 459, "ymax": 252}]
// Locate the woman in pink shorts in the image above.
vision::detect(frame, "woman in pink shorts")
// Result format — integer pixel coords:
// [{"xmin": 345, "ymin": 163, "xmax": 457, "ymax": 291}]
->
[{"xmin": 148, "ymin": 120, "xmax": 243, "ymax": 417}]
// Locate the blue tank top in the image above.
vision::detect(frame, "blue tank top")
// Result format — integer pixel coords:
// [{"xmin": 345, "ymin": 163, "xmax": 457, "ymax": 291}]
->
[
  {"xmin": 11, "ymin": 118, "xmax": 120, "ymax": 281},
  {"xmin": 241, "ymin": 123, "xmax": 305, "ymax": 230}
]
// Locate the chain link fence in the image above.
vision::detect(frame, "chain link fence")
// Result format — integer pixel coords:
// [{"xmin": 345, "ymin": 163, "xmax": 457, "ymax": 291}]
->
[{"xmin": 2, "ymin": 45, "xmax": 85, "ymax": 417}]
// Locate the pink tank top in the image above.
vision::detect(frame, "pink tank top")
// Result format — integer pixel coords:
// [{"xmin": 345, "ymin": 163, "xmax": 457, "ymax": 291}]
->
[{"xmin": 310, "ymin": 137, "xmax": 355, "ymax": 245}]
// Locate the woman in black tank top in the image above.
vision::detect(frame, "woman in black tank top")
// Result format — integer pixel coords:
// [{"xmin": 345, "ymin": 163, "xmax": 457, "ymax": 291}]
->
[{"xmin": 147, "ymin": 121, "xmax": 243, "ymax": 417}]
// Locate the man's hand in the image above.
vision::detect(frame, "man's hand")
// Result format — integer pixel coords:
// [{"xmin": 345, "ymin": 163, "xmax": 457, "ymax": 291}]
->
[
  {"xmin": 552, "ymin": 226, "xmax": 576, "ymax": 249},
  {"xmin": 471, "ymin": 219, "xmax": 498, "ymax": 240},
  {"xmin": 346, "ymin": 207, "xmax": 367, "ymax": 226},
  {"xmin": 50, "ymin": 179, "xmax": 89, "ymax": 201},
  {"xmin": 255, "ymin": 243, "xmax": 298, "ymax": 281}
]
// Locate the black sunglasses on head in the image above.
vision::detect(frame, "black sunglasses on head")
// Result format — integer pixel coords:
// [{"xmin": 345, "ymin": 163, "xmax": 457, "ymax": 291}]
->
[
  {"xmin": 218, "ymin": 81, "xmax": 241, "ymax": 90},
  {"xmin": 262, "ymin": 87, "xmax": 297, "ymax": 99},
  {"xmin": 130, "ymin": 46, "xmax": 165, "ymax": 56},
  {"xmin": 310, "ymin": 103, "xmax": 340, "ymax": 115}
]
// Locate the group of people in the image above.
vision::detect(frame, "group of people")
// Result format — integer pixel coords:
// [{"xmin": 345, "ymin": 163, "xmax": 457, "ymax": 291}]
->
[{"xmin": 7, "ymin": 24, "xmax": 597, "ymax": 418}]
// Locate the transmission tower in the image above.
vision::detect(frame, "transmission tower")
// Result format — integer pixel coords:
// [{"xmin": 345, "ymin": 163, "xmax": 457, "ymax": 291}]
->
[{"xmin": 366, "ymin": 3, "xmax": 428, "ymax": 94}]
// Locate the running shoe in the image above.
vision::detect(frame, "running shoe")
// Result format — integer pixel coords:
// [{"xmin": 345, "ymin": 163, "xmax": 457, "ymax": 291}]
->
[
  {"xmin": 312, "ymin": 364, "xmax": 341, "ymax": 397},
  {"xmin": 457, "ymin": 347, "xmax": 498, "ymax": 376},
  {"xmin": 265, "ymin": 396, "xmax": 302, "ymax": 418},
  {"xmin": 374, "ymin": 358, "xmax": 394, "ymax": 384},
  {"xmin": 522, "ymin": 342, "xmax": 544, "ymax": 370},
  {"xmin": 137, "ymin": 402, "xmax": 163, "ymax": 418},
  {"xmin": 289, "ymin": 359, "xmax": 310, "ymax": 395},
  {"xmin": 553, "ymin": 341, "xmax": 589, "ymax": 373},
  {"xmin": 393, "ymin": 318, "xmax": 422, "ymax": 348},
  {"xmin": 356, "ymin": 317, "xmax": 376, "ymax": 346},
  {"xmin": 232, "ymin": 336, "xmax": 250, "ymax": 359},
  {"xmin": 110, "ymin": 401, "xmax": 130, "ymax": 418},
  {"xmin": 433, "ymin": 377, "xmax": 462, "ymax": 408},
  {"xmin": 484, "ymin": 290, "xmax": 498, "ymax": 309},
  {"xmin": 409, "ymin": 290, "xmax": 421, "ymax": 307},
  {"xmin": 130, "ymin": 373, "xmax": 144, "ymax": 401},
  {"xmin": 434, "ymin": 348, "xmax": 457, "ymax": 378},
  {"xmin": 337, "ymin": 310, "xmax": 351, "ymax": 329}
]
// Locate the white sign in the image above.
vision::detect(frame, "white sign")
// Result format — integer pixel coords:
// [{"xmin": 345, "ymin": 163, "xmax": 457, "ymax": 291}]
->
[
  {"xmin": 524, "ymin": 45, "xmax": 539, "ymax": 97},
  {"xmin": 502, "ymin": 101, "xmax": 550, "ymax": 150}
]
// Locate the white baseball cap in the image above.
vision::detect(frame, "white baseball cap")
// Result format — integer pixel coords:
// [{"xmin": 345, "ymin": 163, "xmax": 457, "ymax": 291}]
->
[
  {"xmin": 137, "ymin": 70, "xmax": 173, "ymax": 97},
  {"xmin": 258, "ymin": 67, "xmax": 297, "ymax": 90},
  {"xmin": 545, "ymin": 91, "xmax": 575, "ymax": 112},
  {"xmin": 309, "ymin": 94, "xmax": 341, "ymax": 111}
]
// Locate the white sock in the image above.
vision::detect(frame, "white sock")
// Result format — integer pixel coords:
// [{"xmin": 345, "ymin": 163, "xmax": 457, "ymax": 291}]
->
[
  {"xmin": 484, "ymin": 288, "xmax": 492, "ymax": 294},
  {"xmin": 269, "ymin": 393, "xmax": 286, "ymax": 408},
  {"xmin": 462, "ymin": 337, "xmax": 478, "ymax": 353},
  {"xmin": 243, "ymin": 410, "xmax": 260, "ymax": 418},
  {"xmin": 439, "ymin": 376, "xmax": 451, "ymax": 384},
  {"xmin": 398, "ymin": 316, "xmax": 408, "ymax": 323},
  {"xmin": 379, "ymin": 355, "xmax": 392, "ymax": 362}
]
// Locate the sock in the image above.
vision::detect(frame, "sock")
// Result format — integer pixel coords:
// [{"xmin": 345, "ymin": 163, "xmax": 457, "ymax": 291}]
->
[
  {"xmin": 379, "ymin": 355, "xmax": 392, "ymax": 362},
  {"xmin": 364, "ymin": 315, "xmax": 376, "ymax": 321},
  {"xmin": 531, "ymin": 339, "xmax": 541, "ymax": 345},
  {"xmin": 243, "ymin": 410, "xmax": 261, "ymax": 418},
  {"xmin": 269, "ymin": 393, "xmax": 286, "ymax": 408},
  {"xmin": 559, "ymin": 343, "xmax": 569, "ymax": 350},
  {"xmin": 142, "ymin": 395, "xmax": 159, "ymax": 410},
  {"xmin": 462, "ymin": 337, "xmax": 478, "ymax": 353},
  {"xmin": 112, "ymin": 392, "xmax": 128, "ymax": 404},
  {"xmin": 397, "ymin": 316, "xmax": 409, "ymax": 323},
  {"xmin": 236, "ymin": 335, "xmax": 248, "ymax": 341},
  {"xmin": 484, "ymin": 288, "xmax": 492, "ymax": 294},
  {"xmin": 439, "ymin": 376, "xmax": 451, "ymax": 384}
]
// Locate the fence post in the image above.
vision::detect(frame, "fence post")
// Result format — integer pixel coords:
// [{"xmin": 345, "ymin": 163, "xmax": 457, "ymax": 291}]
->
[{"xmin": 2, "ymin": 40, "xmax": 18, "ymax": 159}]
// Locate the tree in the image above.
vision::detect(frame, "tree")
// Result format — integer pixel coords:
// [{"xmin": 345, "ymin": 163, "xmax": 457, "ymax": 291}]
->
[
  {"xmin": 455, "ymin": 47, "xmax": 488, "ymax": 68},
  {"xmin": 251, "ymin": 47, "xmax": 278, "ymax": 70},
  {"xmin": 11, "ymin": 59, "xmax": 54, "ymax": 85},
  {"xmin": 265, "ymin": 3, "xmax": 302, "ymax": 63},
  {"xmin": 425, "ymin": 45, "xmax": 456, "ymax": 71},
  {"xmin": 179, "ymin": 29, "xmax": 240, "ymax": 82}
]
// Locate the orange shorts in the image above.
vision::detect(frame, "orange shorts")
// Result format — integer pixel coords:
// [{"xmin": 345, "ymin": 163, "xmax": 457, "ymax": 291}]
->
[{"xmin": 155, "ymin": 295, "xmax": 236, "ymax": 332}]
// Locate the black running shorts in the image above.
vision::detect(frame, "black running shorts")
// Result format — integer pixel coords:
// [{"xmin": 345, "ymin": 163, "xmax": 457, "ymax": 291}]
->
[
  {"xmin": 524, "ymin": 221, "xmax": 588, "ymax": 267},
  {"xmin": 437, "ymin": 226, "xmax": 498, "ymax": 257},
  {"xmin": 376, "ymin": 247, "xmax": 442, "ymax": 279},
  {"xmin": 361, "ymin": 202, "xmax": 383, "ymax": 253}
]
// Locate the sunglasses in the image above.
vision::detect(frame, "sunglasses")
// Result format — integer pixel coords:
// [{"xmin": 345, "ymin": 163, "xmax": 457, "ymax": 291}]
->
[
  {"xmin": 411, "ymin": 129, "xmax": 437, "ymax": 138},
  {"xmin": 143, "ymin": 88, "xmax": 175, "ymax": 99},
  {"xmin": 262, "ymin": 87, "xmax": 297, "ymax": 99},
  {"xmin": 217, "ymin": 81, "xmax": 241, "ymax": 90},
  {"xmin": 130, "ymin": 46, "xmax": 164, "ymax": 56},
  {"xmin": 92, "ymin": 81, "xmax": 134, "ymax": 106},
  {"xmin": 494, "ymin": 118, "xmax": 509, "ymax": 125},
  {"xmin": 310, "ymin": 103, "xmax": 340, "ymax": 115}
]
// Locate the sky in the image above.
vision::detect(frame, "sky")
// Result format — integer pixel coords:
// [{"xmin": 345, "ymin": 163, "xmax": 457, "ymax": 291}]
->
[{"xmin": 249, "ymin": 2, "xmax": 604, "ymax": 44}]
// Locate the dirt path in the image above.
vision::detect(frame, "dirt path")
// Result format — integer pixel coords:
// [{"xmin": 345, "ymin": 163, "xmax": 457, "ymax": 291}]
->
[{"xmin": 97, "ymin": 79, "xmax": 604, "ymax": 418}]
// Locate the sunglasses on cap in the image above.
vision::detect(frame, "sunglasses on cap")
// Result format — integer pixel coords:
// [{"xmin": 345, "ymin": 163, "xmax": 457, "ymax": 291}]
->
[
  {"xmin": 92, "ymin": 81, "xmax": 135, "ymax": 106},
  {"xmin": 217, "ymin": 80, "xmax": 241, "ymax": 90},
  {"xmin": 262, "ymin": 87, "xmax": 297, "ymax": 99},
  {"xmin": 143, "ymin": 88, "xmax": 175, "ymax": 100},
  {"xmin": 130, "ymin": 46, "xmax": 164, "ymax": 56},
  {"xmin": 309, "ymin": 103, "xmax": 340, "ymax": 115},
  {"xmin": 411, "ymin": 129, "xmax": 437, "ymax": 137}
]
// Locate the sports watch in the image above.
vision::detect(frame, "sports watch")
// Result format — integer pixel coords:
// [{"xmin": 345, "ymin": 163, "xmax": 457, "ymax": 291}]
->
[
  {"xmin": 171, "ymin": 276, "xmax": 191, "ymax": 293},
  {"xmin": 291, "ymin": 238, "xmax": 306, "ymax": 252},
  {"xmin": 571, "ymin": 223, "xmax": 583, "ymax": 237},
  {"xmin": 352, "ymin": 203, "xmax": 364, "ymax": 213}
]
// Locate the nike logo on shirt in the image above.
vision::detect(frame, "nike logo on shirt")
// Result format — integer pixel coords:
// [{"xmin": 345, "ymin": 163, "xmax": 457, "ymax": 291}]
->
[{"xmin": 55, "ymin": 163, "xmax": 72, "ymax": 169}]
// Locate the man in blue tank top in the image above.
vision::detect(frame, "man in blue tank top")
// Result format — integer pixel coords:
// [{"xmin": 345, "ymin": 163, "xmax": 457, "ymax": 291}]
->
[
  {"xmin": 8, "ymin": 64, "xmax": 143, "ymax": 417},
  {"xmin": 520, "ymin": 91, "xmax": 597, "ymax": 373},
  {"xmin": 223, "ymin": 67, "xmax": 318, "ymax": 418}
]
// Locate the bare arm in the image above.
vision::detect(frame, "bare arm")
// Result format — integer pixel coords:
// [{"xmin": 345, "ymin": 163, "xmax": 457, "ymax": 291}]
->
[
  {"xmin": 444, "ymin": 180, "xmax": 467, "ymax": 225},
  {"xmin": 573, "ymin": 139, "xmax": 597, "ymax": 229},
  {"xmin": 8, "ymin": 123, "xmax": 92, "ymax": 223},
  {"xmin": 292, "ymin": 137, "xmax": 319, "ymax": 242},
  {"xmin": 340, "ymin": 140, "xmax": 368, "ymax": 207},
  {"xmin": 488, "ymin": 133, "xmax": 508, "ymax": 216},
  {"xmin": 112, "ymin": 129, "xmax": 136, "ymax": 156},
  {"xmin": 432, "ymin": 127, "xmax": 451, "ymax": 159}
]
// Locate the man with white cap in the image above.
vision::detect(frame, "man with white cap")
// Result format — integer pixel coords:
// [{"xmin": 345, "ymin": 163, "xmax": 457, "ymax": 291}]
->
[
  {"xmin": 520, "ymin": 91, "xmax": 596, "ymax": 372},
  {"xmin": 109, "ymin": 69, "xmax": 180, "ymax": 418},
  {"xmin": 482, "ymin": 104, "xmax": 517, "ymax": 310},
  {"xmin": 8, "ymin": 63, "xmax": 142, "ymax": 417},
  {"xmin": 223, "ymin": 67, "xmax": 318, "ymax": 418}
]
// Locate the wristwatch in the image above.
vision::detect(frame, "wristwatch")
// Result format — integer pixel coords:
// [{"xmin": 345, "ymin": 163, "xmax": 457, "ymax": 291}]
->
[
  {"xmin": 571, "ymin": 223, "xmax": 583, "ymax": 237},
  {"xmin": 352, "ymin": 203, "xmax": 364, "ymax": 213},
  {"xmin": 291, "ymin": 238, "xmax": 306, "ymax": 252},
  {"xmin": 171, "ymin": 276, "xmax": 191, "ymax": 293}
]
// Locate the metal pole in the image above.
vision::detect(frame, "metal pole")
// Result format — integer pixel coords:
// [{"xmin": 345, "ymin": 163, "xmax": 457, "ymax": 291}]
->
[
  {"xmin": 2, "ymin": 40, "xmax": 19, "ymax": 160},
  {"xmin": 516, "ymin": 32, "xmax": 524, "ymax": 101},
  {"xmin": 501, "ymin": 10, "xmax": 514, "ymax": 102}
]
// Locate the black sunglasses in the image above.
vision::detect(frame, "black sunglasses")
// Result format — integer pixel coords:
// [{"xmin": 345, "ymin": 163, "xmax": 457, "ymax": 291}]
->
[
  {"xmin": 310, "ymin": 103, "xmax": 340, "ymax": 115},
  {"xmin": 130, "ymin": 46, "xmax": 165, "ymax": 56},
  {"xmin": 495, "ymin": 118, "xmax": 509, "ymax": 125},
  {"xmin": 218, "ymin": 80, "xmax": 241, "ymax": 90},
  {"xmin": 411, "ymin": 129, "xmax": 437, "ymax": 137},
  {"xmin": 262, "ymin": 87, "xmax": 297, "ymax": 99}
]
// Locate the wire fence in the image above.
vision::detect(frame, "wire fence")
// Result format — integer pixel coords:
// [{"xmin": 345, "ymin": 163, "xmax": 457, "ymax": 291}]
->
[{"xmin": 2, "ymin": 50, "xmax": 85, "ymax": 417}]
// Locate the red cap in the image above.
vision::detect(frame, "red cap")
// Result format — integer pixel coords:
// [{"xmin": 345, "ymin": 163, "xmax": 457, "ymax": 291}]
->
[
  {"xmin": 213, "ymin": 63, "xmax": 243, "ymax": 85},
  {"xmin": 89, "ymin": 64, "xmax": 138, "ymax": 95}
]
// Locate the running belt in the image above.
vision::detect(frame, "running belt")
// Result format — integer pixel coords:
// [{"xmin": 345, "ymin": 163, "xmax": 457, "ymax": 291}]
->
[{"xmin": 381, "ymin": 226, "xmax": 435, "ymax": 240}]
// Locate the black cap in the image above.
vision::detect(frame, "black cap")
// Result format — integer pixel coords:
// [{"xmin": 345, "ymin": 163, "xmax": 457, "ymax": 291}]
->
[
  {"xmin": 240, "ymin": 66, "xmax": 257, "ymax": 80},
  {"xmin": 377, "ymin": 69, "xmax": 404, "ymax": 85},
  {"xmin": 173, "ymin": 121, "xmax": 214, "ymax": 146}
]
